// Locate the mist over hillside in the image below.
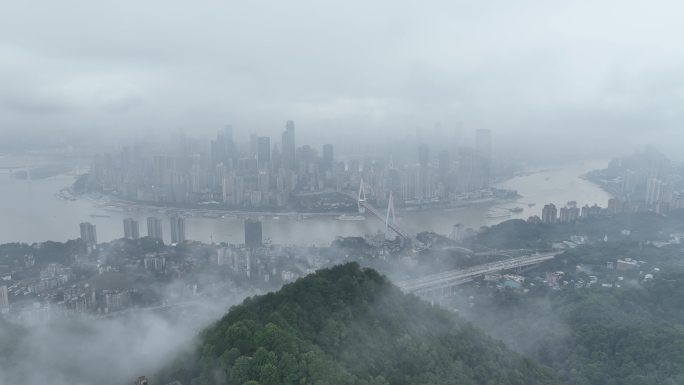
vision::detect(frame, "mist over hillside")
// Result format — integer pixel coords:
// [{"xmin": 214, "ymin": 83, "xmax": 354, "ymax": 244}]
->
[
  {"xmin": 0, "ymin": 293, "xmax": 246, "ymax": 385},
  {"xmin": 4, "ymin": 0, "xmax": 684, "ymax": 384},
  {"xmin": 156, "ymin": 263, "xmax": 559, "ymax": 385}
]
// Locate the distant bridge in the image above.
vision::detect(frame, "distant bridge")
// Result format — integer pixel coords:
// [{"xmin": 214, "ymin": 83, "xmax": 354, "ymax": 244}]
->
[
  {"xmin": 354, "ymin": 179, "xmax": 412, "ymax": 240},
  {"xmin": 0, "ymin": 164, "xmax": 39, "ymax": 179},
  {"xmin": 396, "ymin": 251, "xmax": 559, "ymax": 297}
]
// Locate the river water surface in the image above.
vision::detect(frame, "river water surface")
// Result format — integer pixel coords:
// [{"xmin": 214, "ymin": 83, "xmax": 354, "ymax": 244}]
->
[{"xmin": 0, "ymin": 157, "xmax": 611, "ymax": 245}]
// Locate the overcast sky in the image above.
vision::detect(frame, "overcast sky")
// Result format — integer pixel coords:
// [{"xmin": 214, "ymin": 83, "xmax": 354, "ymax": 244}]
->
[{"xmin": 1, "ymin": 1, "xmax": 684, "ymax": 157}]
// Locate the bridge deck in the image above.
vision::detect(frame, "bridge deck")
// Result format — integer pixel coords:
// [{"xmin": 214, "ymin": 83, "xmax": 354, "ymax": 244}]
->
[
  {"xmin": 397, "ymin": 252, "xmax": 558, "ymax": 293},
  {"xmin": 359, "ymin": 201, "xmax": 411, "ymax": 239}
]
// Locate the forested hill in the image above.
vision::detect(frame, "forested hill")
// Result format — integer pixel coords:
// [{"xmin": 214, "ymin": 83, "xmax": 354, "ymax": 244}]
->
[{"xmin": 156, "ymin": 263, "xmax": 558, "ymax": 385}]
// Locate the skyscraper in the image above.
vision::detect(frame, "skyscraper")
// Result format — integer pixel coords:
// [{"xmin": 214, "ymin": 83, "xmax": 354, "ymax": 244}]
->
[
  {"xmin": 79, "ymin": 222, "xmax": 97, "ymax": 246},
  {"xmin": 621, "ymin": 169, "xmax": 637, "ymax": 196},
  {"xmin": 541, "ymin": 204, "xmax": 557, "ymax": 223},
  {"xmin": 170, "ymin": 215, "xmax": 186, "ymax": 244},
  {"xmin": 282, "ymin": 120, "xmax": 296, "ymax": 170},
  {"xmin": 244, "ymin": 218, "xmax": 263, "ymax": 248},
  {"xmin": 418, "ymin": 143, "xmax": 430, "ymax": 167},
  {"xmin": 454, "ymin": 122, "xmax": 463, "ymax": 147},
  {"xmin": 257, "ymin": 136, "xmax": 271, "ymax": 170},
  {"xmin": 438, "ymin": 151, "xmax": 450, "ymax": 175},
  {"xmin": 123, "ymin": 218, "xmax": 140, "ymax": 239},
  {"xmin": 456, "ymin": 147, "xmax": 475, "ymax": 193},
  {"xmin": 322, "ymin": 144, "xmax": 334, "ymax": 172},
  {"xmin": 249, "ymin": 133, "xmax": 258, "ymax": 159},
  {"xmin": 474, "ymin": 129, "xmax": 492, "ymax": 190},
  {"xmin": 416, "ymin": 143, "xmax": 431, "ymax": 200},
  {"xmin": 147, "ymin": 217, "xmax": 163, "ymax": 240},
  {"xmin": 224, "ymin": 124, "xmax": 233, "ymax": 143},
  {"xmin": 418, "ymin": 143, "xmax": 429, "ymax": 167},
  {"xmin": 208, "ymin": 125, "xmax": 231, "ymax": 166},
  {"xmin": 559, "ymin": 202, "xmax": 580, "ymax": 223},
  {"xmin": 437, "ymin": 150, "xmax": 451, "ymax": 198},
  {"xmin": 476, "ymin": 129, "xmax": 492, "ymax": 156},
  {"xmin": 645, "ymin": 177, "xmax": 663, "ymax": 205}
]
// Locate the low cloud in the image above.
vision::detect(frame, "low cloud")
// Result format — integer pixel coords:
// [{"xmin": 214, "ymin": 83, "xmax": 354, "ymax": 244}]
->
[{"xmin": 0, "ymin": 295, "xmax": 243, "ymax": 385}]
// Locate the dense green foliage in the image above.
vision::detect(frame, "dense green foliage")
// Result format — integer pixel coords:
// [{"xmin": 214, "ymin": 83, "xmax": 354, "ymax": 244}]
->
[
  {"xmin": 464, "ymin": 271, "xmax": 684, "ymax": 385},
  {"xmin": 474, "ymin": 211, "xmax": 684, "ymax": 249},
  {"xmin": 542, "ymin": 241, "xmax": 684, "ymax": 274},
  {"xmin": 158, "ymin": 263, "xmax": 559, "ymax": 385},
  {"xmin": 0, "ymin": 240, "xmax": 85, "ymax": 278}
]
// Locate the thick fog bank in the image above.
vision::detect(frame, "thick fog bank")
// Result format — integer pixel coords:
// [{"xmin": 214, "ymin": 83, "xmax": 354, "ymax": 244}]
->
[{"xmin": 0, "ymin": 297, "xmax": 244, "ymax": 385}]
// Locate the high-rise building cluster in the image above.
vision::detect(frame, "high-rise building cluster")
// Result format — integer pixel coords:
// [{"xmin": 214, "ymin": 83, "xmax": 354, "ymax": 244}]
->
[
  {"xmin": 540, "ymin": 201, "xmax": 602, "ymax": 224},
  {"xmin": 600, "ymin": 148, "xmax": 684, "ymax": 214},
  {"xmin": 87, "ymin": 122, "xmax": 498, "ymax": 209},
  {"xmin": 81, "ymin": 216, "xmax": 188, "ymax": 246},
  {"xmin": 89, "ymin": 121, "xmax": 339, "ymax": 209},
  {"xmin": 360, "ymin": 129, "xmax": 495, "ymax": 207}
]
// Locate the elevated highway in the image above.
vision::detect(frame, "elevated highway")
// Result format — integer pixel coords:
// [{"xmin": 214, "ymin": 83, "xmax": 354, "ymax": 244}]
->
[{"xmin": 396, "ymin": 251, "xmax": 559, "ymax": 297}]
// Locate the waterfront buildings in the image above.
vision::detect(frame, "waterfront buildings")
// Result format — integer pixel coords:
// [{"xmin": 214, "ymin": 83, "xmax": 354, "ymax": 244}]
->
[
  {"xmin": 645, "ymin": 177, "xmax": 673, "ymax": 206},
  {"xmin": 244, "ymin": 218, "xmax": 263, "ymax": 248},
  {"xmin": 589, "ymin": 148, "xmax": 683, "ymax": 214},
  {"xmin": 147, "ymin": 217, "xmax": 163, "ymax": 240},
  {"xmin": 537, "ymin": 199, "xmax": 612, "ymax": 224},
  {"xmin": 170, "ymin": 215, "xmax": 186, "ymax": 244},
  {"xmin": 581, "ymin": 204, "xmax": 602, "ymax": 218},
  {"xmin": 86, "ymin": 122, "xmax": 500, "ymax": 210},
  {"xmin": 558, "ymin": 202, "xmax": 580, "ymax": 223},
  {"xmin": 123, "ymin": 218, "xmax": 140, "ymax": 239}
]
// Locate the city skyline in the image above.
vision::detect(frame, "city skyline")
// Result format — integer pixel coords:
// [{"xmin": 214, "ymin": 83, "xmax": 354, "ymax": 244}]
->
[
  {"xmin": 83, "ymin": 121, "xmax": 499, "ymax": 212},
  {"xmin": 3, "ymin": 2, "xmax": 684, "ymax": 385}
]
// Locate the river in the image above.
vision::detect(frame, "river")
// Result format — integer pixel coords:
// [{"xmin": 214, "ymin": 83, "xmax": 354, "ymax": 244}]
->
[{"xmin": 0, "ymin": 157, "xmax": 611, "ymax": 245}]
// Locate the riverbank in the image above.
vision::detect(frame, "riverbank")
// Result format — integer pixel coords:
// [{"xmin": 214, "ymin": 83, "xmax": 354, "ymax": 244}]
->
[
  {"xmin": 67, "ymin": 187, "xmax": 521, "ymax": 219},
  {"xmin": 0, "ymin": 160, "xmax": 611, "ymax": 245},
  {"xmin": 582, "ymin": 169, "xmax": 622, "ymax": 197}
]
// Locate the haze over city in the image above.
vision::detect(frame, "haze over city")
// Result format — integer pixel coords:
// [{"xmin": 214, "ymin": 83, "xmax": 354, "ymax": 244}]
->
[
  {"xmin": 3, "ymin": 1, "xmax": 684, "ymax": 158},
  {"xmin": 2, "ymin": 1, "xmax": 684, "ymax": 385}
]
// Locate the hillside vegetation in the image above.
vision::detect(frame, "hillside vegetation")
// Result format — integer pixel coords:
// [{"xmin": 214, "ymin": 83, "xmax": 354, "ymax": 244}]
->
[{"xmin": 157, "ymin": 263, "xmax": 558, "ymax": 385}]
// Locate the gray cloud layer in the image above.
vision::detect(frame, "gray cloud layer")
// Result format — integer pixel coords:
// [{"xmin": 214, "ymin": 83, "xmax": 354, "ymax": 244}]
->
[{"xmin": 1, "ymin": 1, "xmax": 684, "ymax": 154}]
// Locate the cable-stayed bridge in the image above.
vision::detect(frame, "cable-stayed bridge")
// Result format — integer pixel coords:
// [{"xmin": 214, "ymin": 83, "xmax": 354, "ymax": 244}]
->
[
  {"xmin": 351, "ymin": 180, "xmax": 558, "ymax": 298},
  {"xmin": 354, "ymin": 179, "xmax": 413, "ymax": 239}
]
